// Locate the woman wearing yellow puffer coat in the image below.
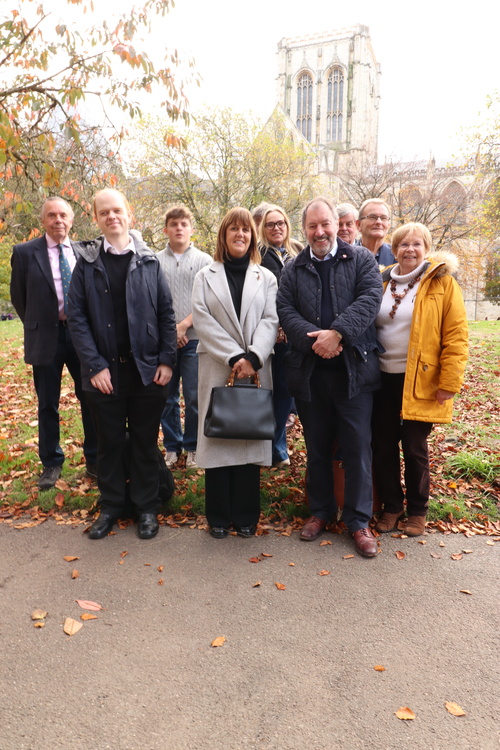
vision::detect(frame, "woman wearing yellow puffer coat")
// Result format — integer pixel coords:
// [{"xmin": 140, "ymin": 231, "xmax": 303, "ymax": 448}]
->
[{"xmin": 372, "ymin": 222, "xmax": 468, "ymax": 536}]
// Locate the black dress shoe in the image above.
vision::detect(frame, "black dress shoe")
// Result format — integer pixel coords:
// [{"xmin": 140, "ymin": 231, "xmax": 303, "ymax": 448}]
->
[
  {"xmin": 88, "ymin": 513, "xmax": 116, "ymax": 540},
  {"xmin": 234, "ymin": 525, "xmax": 256, "ymax": 538},
  {"xmin": 137, "ymin": 513, "xmax": 159, "ymax": 539},
  {"xmin": 85, "ymin": 463, "xmax": 98, "ymax": 479},
  {"xmin": 209, "ymin": 527, "xmax": 228, "ymax": 539}
]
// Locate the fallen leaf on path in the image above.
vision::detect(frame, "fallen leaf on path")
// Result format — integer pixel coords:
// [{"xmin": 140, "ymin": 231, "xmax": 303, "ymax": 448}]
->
[
  {"xmin": 80, "ymin": 613, "xmax": 97, "ymax": 621},
  {"xmin": 395, "ymin": 707, "xmax": 415, "ymax": 720},
  {"xmin": 439, "ymin": 541, "xmax": 446, "ymax": 547},
  {"xmin": 33, "ymin": 621, "xmax": 45, "ymax": 628},
  {"xmin": 451, "ymin": 553, "xmax": 463, "ymax": 560},
  {"xmin": 63, "ymin": 617, "xmax": 83, "ymax": 636},
  {"xmin": 343, "ymin": 554, "xmax": 354, "ymax": 559},
  {"xmin": 252, "ymin": 581, "xmax": 262, "ymax": 587},
  {"xmin": 211, "ymin": 636, "xmax": 225, "ymax": 647},
  {"xmin": 430, "ymin": 552, "xmax": 441, "ymax": 559},
  {"xmin": 71, "ymin": 569, "xmax": 79, "ymax": 579},
  {"xmin": 486, "ymin": 540, "xmax": 494, "ymax": 546},
  {"xmin": 54, "ymin": 493, "xmax": 64, "ymax": 508},
  {"xmin": 318, "ymin": 569, "xmax": 330, "ymax": 576},
  {"xmin": 120, "ymin": 550, "xmax": 128, "ymax": 558},
  {"xmin": 275, "ymin": 582, "xmax": 286, "ymax": 590},
  {"xmin": 75, "ymin": 599, "xmax": 102, "ymax": 611},
  {"xmin": 459, "ymin": 590, "xmax": 473, "ymax": 595},
  {"xmin": 31, "ymin": 609, "xmax": 47, "ymax": 620},
  {"xmin": 319, "ymin": 540, "xmax": 332, "ymax": 546},
  {"xmin": 462, "ymin": 550, "xmax": 474, "ymax": 554},
  {"xmin": 249, "ymin": 557, "xmax": 260, "ymax": 563},
  {"xmin": 289, "ymin": 562, "xmax": 295, "ymax": 566},
  {"xmin": 261, "ymin": 553, "xmax": 273, "ymax": 558},
  {"xmin": 418, "ymin": 540, "xmax": 427, "ymax": 545},
  {"xmin": 374, "ymin": 665, "xmax": 386, "ymax": 672},
  {"xmin": 445, "ymin": 701, "xmax": 466, "ymax": 716},
  {"xmin": 63, "ymin": 556, "xmax": 79, "ymax": 562},
  {"xmin": 158, "ymin": 579, "xmax": 164, "ymax": 585},
  {"xmin": 395, "ymin": 550, "xmax": 405, "ymax": 560},
  {"xmin": 158, "ymin": 565, "xmax": 164, "ymax": 572}
]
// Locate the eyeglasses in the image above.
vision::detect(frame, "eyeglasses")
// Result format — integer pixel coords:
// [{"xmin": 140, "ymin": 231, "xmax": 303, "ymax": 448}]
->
[
  {"xmin": 359, "ymin": 214, "xmax": 390, "ymax": 223},
  {"xmin": 264, "ymin": 220, "xmax": 286, "ymax": 230}
]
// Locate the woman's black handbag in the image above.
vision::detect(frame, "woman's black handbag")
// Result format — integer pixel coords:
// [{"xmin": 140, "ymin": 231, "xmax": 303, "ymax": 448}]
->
[{"xmin": 204, "ymin": 372, "xmax": 275, "ymax": 440}]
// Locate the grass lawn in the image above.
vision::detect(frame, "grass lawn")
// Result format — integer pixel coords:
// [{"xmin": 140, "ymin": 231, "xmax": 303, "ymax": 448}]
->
[{"xmin": 0, "ymin": 318, "xmax": 498, "ymax": 532}]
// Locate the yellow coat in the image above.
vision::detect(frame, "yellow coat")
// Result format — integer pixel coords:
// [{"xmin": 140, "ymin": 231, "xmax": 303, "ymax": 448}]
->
[{"xmin": 381, "ymin": 251, "xmax": 468, "ymax": 423}]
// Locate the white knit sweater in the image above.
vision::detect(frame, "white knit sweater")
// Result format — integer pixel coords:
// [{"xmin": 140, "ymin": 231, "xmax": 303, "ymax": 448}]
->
[
  {"xmin": 376, "ymin": 261, "xmax": 426, "ymax": 373},
  {"xmin": 156, "ymin": 244, "xmax": 212, "ymax": 339}
]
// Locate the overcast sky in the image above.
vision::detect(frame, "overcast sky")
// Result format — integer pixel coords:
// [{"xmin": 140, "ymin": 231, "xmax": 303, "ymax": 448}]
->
[
  {"xmin": 39, "ymin": 0, "xmax": 497, "ymax": 164},
  {"xmin": 156, "ymin": 0, "xmax": 496, "ymax": 163}
]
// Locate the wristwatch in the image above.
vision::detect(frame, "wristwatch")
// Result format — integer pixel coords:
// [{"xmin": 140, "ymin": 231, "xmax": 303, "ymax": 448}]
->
[{"xmin": 332, "ymin": 329, "xmax": 343, "ymax": 341}]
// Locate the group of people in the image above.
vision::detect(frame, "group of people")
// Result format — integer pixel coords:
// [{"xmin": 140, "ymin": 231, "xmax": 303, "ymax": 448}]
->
[{"xmin": 10, "ymin": 190, "xmax": 468, "ymax": 556}]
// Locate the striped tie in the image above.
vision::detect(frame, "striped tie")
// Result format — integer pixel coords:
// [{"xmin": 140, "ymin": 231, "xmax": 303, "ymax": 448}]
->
[{"xmin": 58, "ymin": 244, "xmax": 72, "ymax": 314}]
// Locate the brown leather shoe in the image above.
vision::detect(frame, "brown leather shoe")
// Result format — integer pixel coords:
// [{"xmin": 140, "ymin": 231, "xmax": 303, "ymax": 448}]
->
[
  {"xmin": 405, "ymin": 515, "xmax": 427, "ymax": 536},
  {"xmin": 375, "ymin": 511, "xmax": 403, "ymax": 533},
  {"xmin": 351, "ymin": 528, "xmax": 377, "ymax": 557},
  {"xmin": 300, "ymin": 516, "xmax": 326, "ymax": 541}
]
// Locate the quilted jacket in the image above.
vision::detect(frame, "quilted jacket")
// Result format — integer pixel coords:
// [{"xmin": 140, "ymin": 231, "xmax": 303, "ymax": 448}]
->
[{"xmin": 277, "ymin": 239, "xmax": 383, "ymax": 401}]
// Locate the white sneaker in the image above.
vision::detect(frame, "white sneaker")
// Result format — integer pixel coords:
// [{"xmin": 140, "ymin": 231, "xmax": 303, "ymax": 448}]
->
[
  {"xmin": 186, "ymin": 451, "xmax": 198, "ymax": 469},
  {"xmin": 273, "ymin": 458, "xmax": 290, "ymax": 468},
  {"xmin": 165, "ymin": 451, "xmax": 179, "ymax": 468}
]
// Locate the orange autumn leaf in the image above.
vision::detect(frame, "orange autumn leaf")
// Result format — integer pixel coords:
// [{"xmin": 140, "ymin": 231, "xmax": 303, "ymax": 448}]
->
[
  {"xmin": 158, "ymin": 579, "xmax": 164, "ymax": 585},
  {"xmin": 289, "ymin": 562, "xmax": 295, "ymax": 566},
  {"xmin": 451, "ymin": 553, "xmax": 463, "ymax": 561},
  {"xmin": 33, "ymin": 621, "xmax": 45, "ymax": 628},
  {"xmin": 63, "ymin": 617, "xmax": 83, "ymax": 636},
  {"xmin": 120, "ymin": 550, "xmax": 128, "ymax": 558},
  {"xmin": 395, "ymin": 707, "xmax": 415, "ymax": 720},
  {"xmin": 31, "ymin": 609, "xmax": 48, "ymax": 620},
  {"xmin": 374, "ymin": 665, "xmax": 386, "ymax": 672},
  {"xmin": 319, "ymin": 540, "xmax": 332, "ymax": 546},
  {"xmin": 459, "ymin": 589, "xmax": 473, "ymax": 595},
  {"xmin": 211, "ymin": 636, "xmax": 226, "ymax": 647},
  {"xmin": 158, "ymin": 565, "xmax": 164, "ymax": 572},
  {"xmin": 54, "ymin": 493, "xmax": 64, "ymax": 508},
  {"xmin": 80, "ymin": 613, "xmax": 97, "ymax": 621},
  {"xmin": 445, "ymin": 701, "xmax": 466, "ymax": 716},
  {"xmin": 318, "ymin": 569, "xmax": 330, "ymax": 576},
  {"xmin": 75, "ymin": 599, "xmax": 102, "ymax": 611},
  {"xmin": 395, "ymin": 550, "xmax": 405, "ymax": 560},
  {"xmin": 275, "ymin": 582, "xmax": 286, "ymax": 590},
  {"xmin": 252, "ymin": 581, "xmax": 262, "ymax": 587},
  {"xmin": 71, "ymin": 569, "xmax": 79, "ymax": 579},
  {"xmin": 63, "ymin": 555, "xmax": 79, "ymax": 562},
  {"xmin": 261, "ymin": 553, "xmax": 273, "ymax": 558},
  {"xmin": 249, "ymin": 557, "xmax": 260, "ymax": 563},
  {"xmin": 343, "ymin": 554, "xmax": 354, "ymax": 559}
]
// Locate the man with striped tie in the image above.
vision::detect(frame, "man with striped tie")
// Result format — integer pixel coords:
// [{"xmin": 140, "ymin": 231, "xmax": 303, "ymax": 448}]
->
[{"xmin": 10, "ymin": 197, "xmax": 98, "ymax": 490}]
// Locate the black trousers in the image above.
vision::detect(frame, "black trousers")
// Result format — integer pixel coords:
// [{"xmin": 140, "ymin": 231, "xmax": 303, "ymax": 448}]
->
[
  {"xmin": 32, "ymin": 322, "xmax": 97, "ymax": 467},
  {"xmin": 372, "ymin": 372, "xmax": 432, "ymax": 516},
  {"xmin": 205, "ymin": 464, "xmax": 260, "ymax": 529},
  {"xmin": 86, "ymin": 362, "xmax": 167, "ymax": 516},
  {"xmin": 296, "ymin": 366, "xmax": 374, "ymax": 532}
]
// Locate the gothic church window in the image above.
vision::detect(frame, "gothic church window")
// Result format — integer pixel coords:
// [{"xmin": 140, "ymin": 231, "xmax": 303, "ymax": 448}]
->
[
  {"xmin": 326, "ymin": 67, "xmax": 344, "ymax": 142},
  {"xmin": 296, "ymin": 72, "xmax": 313, "ymax": 142}
]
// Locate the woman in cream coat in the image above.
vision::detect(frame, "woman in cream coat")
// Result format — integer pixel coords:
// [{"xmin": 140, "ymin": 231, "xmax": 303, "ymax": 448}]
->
[{"xmin": 192, "ymin": 207, "xmax": 278, "ymax": 538}]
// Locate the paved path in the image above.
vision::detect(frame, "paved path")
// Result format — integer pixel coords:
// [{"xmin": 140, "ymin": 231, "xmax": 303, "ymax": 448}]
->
[{"xmin": 1, "ymin": 522, "xmax": 499, "ymax": 750}]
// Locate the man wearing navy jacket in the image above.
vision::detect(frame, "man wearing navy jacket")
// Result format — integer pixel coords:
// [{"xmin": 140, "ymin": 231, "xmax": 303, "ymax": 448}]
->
[{"xmin": 10, "ymin": 197, "xmax": 97, "ymax": 490}]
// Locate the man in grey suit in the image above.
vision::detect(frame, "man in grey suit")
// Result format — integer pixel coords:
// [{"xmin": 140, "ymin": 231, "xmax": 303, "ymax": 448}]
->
[{"xmin": 10, "ymin": 197, "xmax": 97, "ymax": 489}]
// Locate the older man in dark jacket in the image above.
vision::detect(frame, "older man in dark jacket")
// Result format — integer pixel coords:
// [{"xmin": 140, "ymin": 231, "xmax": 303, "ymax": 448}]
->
[
  {"xmin": 68, "ymin": 189, "xmax": 176, "ymax": 540},
  {"xmin": 277, "ymin": 197, "xmax": 382, "ymax": 557}
]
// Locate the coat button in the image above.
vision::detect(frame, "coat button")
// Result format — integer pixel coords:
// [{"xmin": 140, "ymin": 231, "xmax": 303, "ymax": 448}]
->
[
  {"xmin": 423, "ymin": 364, "xmax": 428, "ymax": 371},
  {"xmin": 107, "ymin": 323, "xmax": 111, "ymax": 328}
]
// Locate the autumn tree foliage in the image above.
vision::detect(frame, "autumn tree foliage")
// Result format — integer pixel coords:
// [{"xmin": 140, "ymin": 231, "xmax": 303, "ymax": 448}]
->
[
  {"xmin": 127, "ymin": 108, "xmax": 318, "ymax": 250},
  {"xmin": 0, "ymin": 0, "xmax": 195, "ymax": 221}
]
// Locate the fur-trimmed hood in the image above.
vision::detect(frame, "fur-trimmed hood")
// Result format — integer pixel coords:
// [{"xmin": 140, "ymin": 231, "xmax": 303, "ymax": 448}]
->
[{"xmin": 381, "ymin": 249, "xmax": 460, "ymax": 284}]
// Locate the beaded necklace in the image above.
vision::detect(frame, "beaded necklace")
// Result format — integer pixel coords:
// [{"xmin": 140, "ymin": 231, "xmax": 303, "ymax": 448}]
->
[{"xmin": 389, "ymin": 276, "xmax": 421, "ymax": 319}]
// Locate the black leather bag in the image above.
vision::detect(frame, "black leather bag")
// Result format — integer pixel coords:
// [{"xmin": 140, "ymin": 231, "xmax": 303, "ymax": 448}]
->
[{"xmin": 204, "ymin": 372, "xmax": 275, "ymax": 440}]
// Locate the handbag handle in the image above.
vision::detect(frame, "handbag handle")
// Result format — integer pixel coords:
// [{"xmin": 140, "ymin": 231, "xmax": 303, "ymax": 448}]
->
[{"xmin": 227, "ymin": 371, "xmax": 261, "ymax": 388}]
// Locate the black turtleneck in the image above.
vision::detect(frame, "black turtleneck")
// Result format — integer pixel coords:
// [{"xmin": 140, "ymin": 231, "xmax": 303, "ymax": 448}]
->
[{"xmin": 224, "ymin": 253, "xmax": 261, "ymax": 372}]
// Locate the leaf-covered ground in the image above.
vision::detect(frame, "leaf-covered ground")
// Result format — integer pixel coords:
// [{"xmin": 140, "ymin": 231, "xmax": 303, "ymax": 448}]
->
[{"xmin": 0, "ymin": 319, "xmax": 498, "ymax": 537}]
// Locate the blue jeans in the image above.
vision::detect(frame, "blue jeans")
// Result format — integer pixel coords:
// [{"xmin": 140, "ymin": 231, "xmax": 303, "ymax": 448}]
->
[
  {"xmin": 272, "ymin": 342, "xmax": 293, "ymax": 463},
  {"xmin": 32, "ymin": 322, "xmax": 97, "ymax": 467},
  {"xmin": 161, "ymin": 339, "xmax": 199, "ymax": 453}
]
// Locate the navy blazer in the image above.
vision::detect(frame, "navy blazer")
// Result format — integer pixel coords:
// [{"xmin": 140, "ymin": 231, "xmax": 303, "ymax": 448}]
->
[{"xmin": 10, "ymin": 236, "xmax": 78, "ymax": 366}]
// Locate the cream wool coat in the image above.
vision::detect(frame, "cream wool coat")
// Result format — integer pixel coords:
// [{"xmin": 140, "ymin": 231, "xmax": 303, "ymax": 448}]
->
[{"xmin": 192, "ymin": 261, "xmax": 279, "ymax": 468}]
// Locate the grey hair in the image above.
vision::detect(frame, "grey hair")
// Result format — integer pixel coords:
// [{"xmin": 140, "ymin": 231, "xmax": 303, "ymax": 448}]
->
[{"xmin": 337, "ymin": 202, "xmax": 359, "ymax": 220}]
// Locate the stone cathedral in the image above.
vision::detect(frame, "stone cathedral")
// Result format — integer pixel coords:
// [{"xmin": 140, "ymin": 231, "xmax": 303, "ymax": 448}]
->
[{"xmin": 276, "ymin": 25, "xmax": 381, "ymax": 172}]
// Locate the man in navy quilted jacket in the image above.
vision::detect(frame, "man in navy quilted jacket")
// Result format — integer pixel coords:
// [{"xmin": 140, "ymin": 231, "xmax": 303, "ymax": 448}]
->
[{"xmin": 277, "ymin": 197, "xmax": 383, "ymax": 557}]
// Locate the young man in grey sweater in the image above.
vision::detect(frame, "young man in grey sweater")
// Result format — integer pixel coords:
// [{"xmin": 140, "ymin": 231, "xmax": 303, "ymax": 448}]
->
[{"xmin": 157, "ymin": 206, "xmax": 212, "ymax": 469}]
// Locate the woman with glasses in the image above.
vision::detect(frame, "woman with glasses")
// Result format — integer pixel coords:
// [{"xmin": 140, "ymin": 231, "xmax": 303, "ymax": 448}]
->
[
  {"xmin": 258, "ymin": 205, "xmax": 300, "ymax": 467},
  {"xmin": 372, "ymin": 222, "xmax": 468, "ymax": 536},
  {"xmin": 192, "ymin": 208, "xmax": 278, "ymax": 538}
]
